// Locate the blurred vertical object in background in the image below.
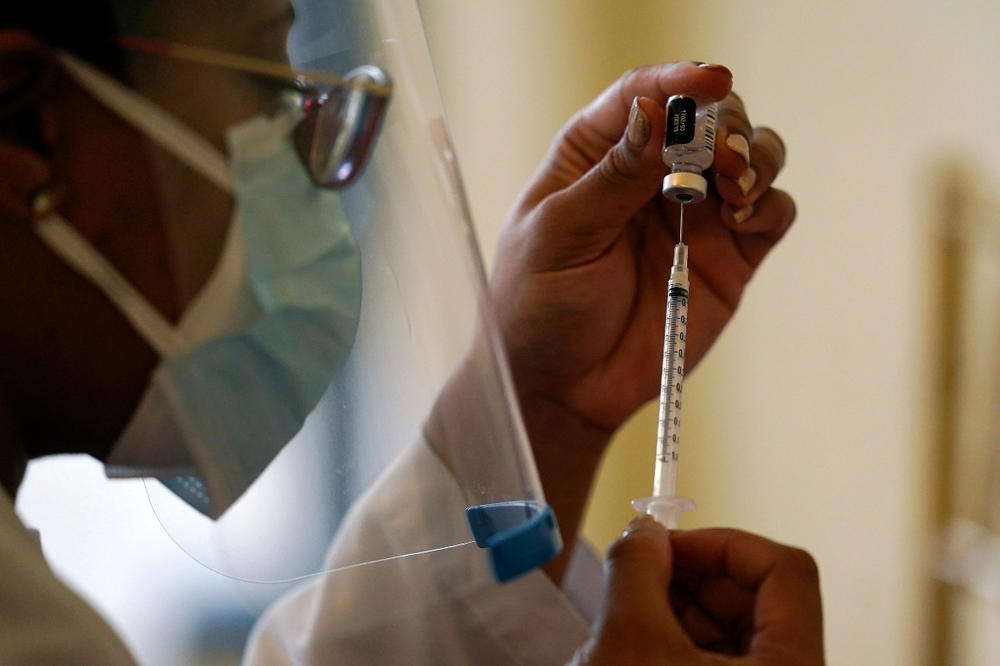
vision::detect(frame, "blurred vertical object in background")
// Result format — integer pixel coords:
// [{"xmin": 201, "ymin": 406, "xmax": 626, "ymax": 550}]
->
[{"xmin": 928, "ymin": 162, "xmax": 1000, "ymax": 666}]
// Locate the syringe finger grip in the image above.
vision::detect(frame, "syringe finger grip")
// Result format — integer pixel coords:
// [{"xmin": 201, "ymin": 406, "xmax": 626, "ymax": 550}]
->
[{"xmin": 631, "ymin": 495, "xmax": 695, "ymax": 529}]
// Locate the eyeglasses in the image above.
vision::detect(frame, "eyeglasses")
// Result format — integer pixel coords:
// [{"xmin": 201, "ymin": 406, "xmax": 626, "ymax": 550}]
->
[
  {"xmin": 118, "ymin": 36, "xmax": 392, "ymax": 189},
  {"xmin": 292, "ymin": 64, "xmax": 390, "ymax": 188}
]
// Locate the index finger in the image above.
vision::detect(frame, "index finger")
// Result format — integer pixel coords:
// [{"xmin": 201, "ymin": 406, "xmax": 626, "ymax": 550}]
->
[
  {"xmin": 601, "ymin": 517, "xmax": 685, "ymax": 637},
  {"xmin": 670, "ymin": 528, "xmax": 825, "ymax": 663}
]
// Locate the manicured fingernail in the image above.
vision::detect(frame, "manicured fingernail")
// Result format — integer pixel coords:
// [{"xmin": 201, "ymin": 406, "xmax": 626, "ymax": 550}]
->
[
  {"xmin": 726, "ymin": 134, "xmax": 751, "ymax": 166},
  {"xmin": 626, "ymin": 96, "xmax": 650, "ymax": 148},
  {"xmin": 731, "ymin": 203, "xmax": 755, "ymax": 224},
  {"xmin": 697, "ymin": 62, "xmax": 731, "ymax": 75},
  {"xmin": 736, "ymin": 167, "xmax": 757, "ymax": 196}
]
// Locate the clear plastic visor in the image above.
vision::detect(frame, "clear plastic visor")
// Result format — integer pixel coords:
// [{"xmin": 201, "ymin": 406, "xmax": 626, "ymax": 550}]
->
[{"xmin": 53, "ymin": 0, "xmax": 559, "ymax": 587}]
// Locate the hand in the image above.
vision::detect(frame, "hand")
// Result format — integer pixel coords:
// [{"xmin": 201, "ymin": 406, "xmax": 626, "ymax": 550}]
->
[
  {"xmin": 571, "ymin": 517, "xmax": 825, "ymax": 665},
  {"xmin": 486, "ymin": 61, "xmax": 794, "ymax": 582},
  {"xmin": 491, "ymin": 62, "xmax": 794, "ymax": 437}
]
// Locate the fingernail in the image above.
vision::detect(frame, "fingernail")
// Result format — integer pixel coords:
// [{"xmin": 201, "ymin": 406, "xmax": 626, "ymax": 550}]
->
[
  {"xmin": 736, "ymin": 167, "xmax": 757, "ymax": 196},
  {"xmin": 731, "ymin": 203, "xmax": 755, "ymax": 224},
  {"xmin": 623, "ymin": 514, "xmax": 655, "ymax": 536},
  {"xmin": 626, "ymin": 96, "xmax": 650, "ymax": 148},
  {"xmin": 697, "ymin": 62, "xmax": 731, "ymax": 75},
  {"xmin": 726, "ymin": 134, "xmax": 751, "ymax": 167}
]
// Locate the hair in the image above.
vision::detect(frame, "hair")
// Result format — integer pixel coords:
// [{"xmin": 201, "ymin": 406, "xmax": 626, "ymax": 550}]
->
[
  {"xmin": 0, "ymin": 2, "xmax": 141, "ymax": 76},
  {"xmin": 0, "ymin": 3, "xmax": 149, "ymax": 159}
]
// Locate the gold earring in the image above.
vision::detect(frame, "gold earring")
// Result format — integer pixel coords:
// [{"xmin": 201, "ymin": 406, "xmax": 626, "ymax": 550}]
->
[{"xmin": 30, "ymin": 189, "xmax": 55, "ymax": 219}]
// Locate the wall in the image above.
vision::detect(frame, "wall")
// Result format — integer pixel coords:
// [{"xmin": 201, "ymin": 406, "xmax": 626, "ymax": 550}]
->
[{"xmin": 419, "ymin": 1, "xmax": 1000, "ymax": 664}]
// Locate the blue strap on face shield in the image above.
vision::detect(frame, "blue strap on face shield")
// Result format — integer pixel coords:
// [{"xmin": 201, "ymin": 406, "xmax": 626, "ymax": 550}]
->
[{"xmin": 465, "ymin": 501, "xmax": 561, "ymax": 583}]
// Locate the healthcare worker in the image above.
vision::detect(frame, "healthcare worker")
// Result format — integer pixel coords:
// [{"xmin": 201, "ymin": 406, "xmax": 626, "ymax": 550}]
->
[{"xmin": 0, "ymin": 0, "xmax": 820, "ymax": 664}]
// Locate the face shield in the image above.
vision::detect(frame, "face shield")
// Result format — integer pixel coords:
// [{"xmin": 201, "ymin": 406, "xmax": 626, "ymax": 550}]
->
[{"xmin": 35, "ymin": 0, "xmax": 558, "ymax": 586}]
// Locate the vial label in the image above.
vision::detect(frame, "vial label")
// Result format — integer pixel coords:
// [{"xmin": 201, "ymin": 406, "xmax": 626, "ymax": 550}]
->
[
  {"xmin": 702, "ymin": 105, "xmax": 718, "ymax": 153},
  {"xmin": 665, "ymin": 96, "xmax": 696, "ymax": 147}
]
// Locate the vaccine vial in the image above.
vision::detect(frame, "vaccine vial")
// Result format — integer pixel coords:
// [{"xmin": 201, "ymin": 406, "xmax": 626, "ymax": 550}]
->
[{"xmin": 661, "ymin": 95, "xmax": 718, "ymax": 204}]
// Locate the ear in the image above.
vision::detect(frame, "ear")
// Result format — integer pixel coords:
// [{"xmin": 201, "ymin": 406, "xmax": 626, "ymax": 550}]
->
[{"xmin": 0, "ymin": 30, "xmax": 64, "ymax": 225}]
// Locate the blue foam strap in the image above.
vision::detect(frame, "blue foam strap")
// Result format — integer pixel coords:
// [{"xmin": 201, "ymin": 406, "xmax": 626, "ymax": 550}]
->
[{"xmin": 465, "ymin": 501, "xmax": 562, "ymax": 582}]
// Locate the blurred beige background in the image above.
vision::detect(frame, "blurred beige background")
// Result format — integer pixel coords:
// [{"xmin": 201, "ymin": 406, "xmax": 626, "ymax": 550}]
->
[{"xmin": 420, "ymin": 1, "xmax": 1000, "ymax": 665}]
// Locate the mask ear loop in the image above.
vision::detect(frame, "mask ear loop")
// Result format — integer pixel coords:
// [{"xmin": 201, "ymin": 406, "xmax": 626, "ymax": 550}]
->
[
  {"xmin": 57, "ymin": 52, "xmax": 232, "ymax": 194},
  {"xmin": 31, "ymin": 189, "xmax": 186, "ymax": 358},
  {"xmin": 38, "ymin": 53, "xmax": 239, "ymax": 358}
]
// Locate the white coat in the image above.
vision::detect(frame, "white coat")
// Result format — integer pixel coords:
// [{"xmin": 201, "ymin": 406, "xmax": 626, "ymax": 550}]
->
[
  {"xmin": 0, "ymin": 437, "xmax": 600, "ymax": 665},
  {"xmin": 245, "ymin": 437, "xmax": 601, "ymax": 665},
  {"xmin": 0, "ymin": 489, "xmax": 137, "ymax": 664}
]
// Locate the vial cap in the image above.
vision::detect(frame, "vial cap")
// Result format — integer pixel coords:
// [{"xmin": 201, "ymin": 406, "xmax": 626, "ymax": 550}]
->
[{"xmin": 662, "ymin": 172, "xmax": 707, "ymax": 204}]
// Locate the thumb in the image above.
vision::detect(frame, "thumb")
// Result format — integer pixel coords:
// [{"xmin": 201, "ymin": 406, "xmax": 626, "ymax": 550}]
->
[
  {"xmin": 579, "ymin": 516, "xmax": 694, "ymax": 664},
  {"xmin": 525, "ymin": 96, "xmax": 668, "ymax": 270}
]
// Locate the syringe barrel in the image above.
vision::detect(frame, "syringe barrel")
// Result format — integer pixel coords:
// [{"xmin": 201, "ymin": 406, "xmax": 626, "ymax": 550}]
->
[{"xmin": 653, "ymin": 249, "xmax": 689, "ymax": 499}]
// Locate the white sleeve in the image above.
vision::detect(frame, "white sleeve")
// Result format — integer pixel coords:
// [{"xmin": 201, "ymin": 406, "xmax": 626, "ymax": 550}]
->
[
  {"xmin": 0, "ymin": 491, "xmax": 137, "ymax": 665},
  {"xmin": 245, "ymin": 436, "xmax": 595, "ymax": 666}
]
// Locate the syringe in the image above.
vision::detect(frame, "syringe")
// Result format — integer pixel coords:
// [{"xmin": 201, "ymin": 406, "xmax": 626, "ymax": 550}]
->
[
  {"xmin": 632, "ymin": 203, "xmax": 695, "ymax": 528},
  {"xmin": 632, "ymin": 95, "xmax": 715, "ymax": 528}
]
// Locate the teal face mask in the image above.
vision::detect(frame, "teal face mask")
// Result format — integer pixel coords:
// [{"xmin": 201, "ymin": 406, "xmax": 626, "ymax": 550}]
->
[{"xmin": 41, "ymin": 55, "xmax": 362, "ymax": 518}]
